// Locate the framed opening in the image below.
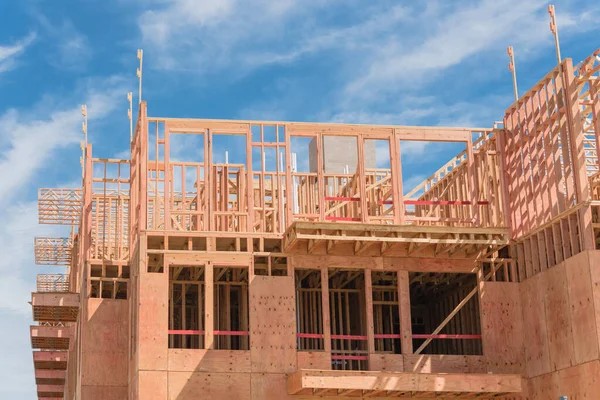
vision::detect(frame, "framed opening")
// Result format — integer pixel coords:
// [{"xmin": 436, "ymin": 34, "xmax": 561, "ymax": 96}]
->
[
  {"xmin": 329, "ymin": 269, "xmax": 368, "ymax": 370},
  {"xmin": 295, "ymin": 269, "xmax": 324, "ymax": 351},
  {"xmin": 168, "ymin": 266, "xmax": 205, "ymax": 349},
  {"xmin": 409, "ymin": 272, "xmax": 482, "ymax": 355},
  {"xmin": 372, "ymin": 271, "xmax": 401, "ymax": 354},
  {"xmin": 214, "ymin": 266, "xmax": 250, "ymax": 350}
]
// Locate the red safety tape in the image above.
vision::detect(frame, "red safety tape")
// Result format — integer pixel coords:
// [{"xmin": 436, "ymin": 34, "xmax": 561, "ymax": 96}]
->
[
  {"xmin": 297, "ymin": 333, "xmax": 324, "ymax": 339},
  {"xmin": 404, "ymin": 200, "xmax": 489, "ymax": 206}
]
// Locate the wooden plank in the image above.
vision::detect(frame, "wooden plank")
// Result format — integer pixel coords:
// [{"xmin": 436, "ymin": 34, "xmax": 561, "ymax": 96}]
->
[
  {"xmin": 167, "ymin": 349, "xmax": 251, "ymax": 372},
  {"xmin": 544, "ymin": 263, "xmax": 575, "ymax": 371},
  {"xmin": 479, "ymin": 282, "xmax": 524, "ymax": 374},
  {"xmin": 297, "ymin": 351, "xmax": 331, "ymax": 370},
  {"xmin": 204, "ymin": 262, "xmax": 214, "ymax": 349},
  {"xmin": 397, "ymin": 270, "xmax": 412, "ymax": 354},
  {"xmin": 287, "ymin": 369, "xmax": 522, "ymax": 394},
  {"xmin": 251, "ymin": 373, "xmax": 293, "ymax": 400},
  {"xmin": 249, "ymin": 276, "xmax": 297, "ymax": 373},
  {"xmin": 403, "ymin": 355, "xmax": 486, "ymax": 373},
  {"xmin": 364, "ymin": 270, "xmax": 375, "ymax": 355},
  {"xmin": 168, "ymin": 371, "xmax": 251, "ymax": 400},
  {"xmin": 520, "ymin": 273, "xmax": 551, "ymax": 378},
  {"xmin": 369, "ymin": 354, "xmax": 403, "ymax": 372},
  {"xmin": 565, "ymin": 252, "xmax": 599, "ymax": 364}
]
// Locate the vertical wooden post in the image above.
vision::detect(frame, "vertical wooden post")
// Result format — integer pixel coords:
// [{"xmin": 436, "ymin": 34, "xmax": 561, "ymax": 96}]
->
[
  {"xmin": 391, "ymin": 132, "xmax": 405, "ymax": 224},
  {"xmin": 397, "ymin": 270, "xmax": 412, "ymax": 354},
  {"xmin": 316, "ymin": 134, "xmax": 326, "ymax": 222},
  {"xmin": 205, "ymin": 262, "xmax": 214, "ymax": 349},
  {"xmin": 467, "ymin": 135, "xmax": 480, "ymax": 225},
  {"xmin": 82, "ymin": 145, "xmax": 93, "ymax": 260},
  {"xmin": 207, "ymin": 130, "xmax": 214, "ymax": 231},
  {"xmin": 563, "ymin": 60, "xmax": 594, "ymax": 250},
  {"xmin": 285, "ymin": 126, "xmax": 293, "ymax": 226},
  {"xmin": 164, "ymin": 123, "xmax": 171, "ymax": 230},
  {"xmin": 246, "ymin": 128, "xmax": 254, "ymax": 232},
  {"xmin": 364, "ymin": 269, "xmax": 375, "ymax": 355},
  {"xmin": 139, "ymin": 103, "xmax": 148, "ymax": 232},
  {"xmin": 357, "ymin": 134, "xmax": 369, "ymax": 223},
  {"xmin": 320, "ymin": 268, "xmax": 331, "ymax": 353}
]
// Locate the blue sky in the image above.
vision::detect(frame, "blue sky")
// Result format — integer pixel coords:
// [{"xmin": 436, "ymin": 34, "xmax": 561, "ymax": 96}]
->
[{"xmin": 1, "ymin": 0, "xmax": 599, "ymax": 397}]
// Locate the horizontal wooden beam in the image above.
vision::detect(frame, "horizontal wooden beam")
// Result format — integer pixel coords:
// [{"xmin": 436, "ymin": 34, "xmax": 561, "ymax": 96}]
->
[{"xmin": 287, "ymin": 369, "xmax": 522, "ymax": 394}]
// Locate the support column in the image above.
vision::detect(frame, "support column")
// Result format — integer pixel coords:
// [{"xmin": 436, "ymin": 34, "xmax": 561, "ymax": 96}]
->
[
  {"xmin": 320, "ymin": 268, "xmax": 331, "ymax": 353},
  {"xmin": 204, "ymin": 262, "xmax": 214, "ymax": 349},
  {"xmin": 365, "ymin": 270, "xmax": 375, "ymax": 355},
  {"xmin": 397, "ymin": 270, "xmax": 413, "ymax": 354}
]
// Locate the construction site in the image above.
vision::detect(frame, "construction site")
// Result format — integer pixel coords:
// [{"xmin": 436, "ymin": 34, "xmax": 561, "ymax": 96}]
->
[{"xmin": 26, "ymin": 8, "xmax": 600, "ymax": 400}]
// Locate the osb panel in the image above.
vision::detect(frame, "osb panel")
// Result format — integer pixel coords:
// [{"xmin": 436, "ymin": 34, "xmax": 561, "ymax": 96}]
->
[
  {"xmin": 251, "ymin": 373, "xmax": 294, "ymax": 400},
  {"xmin": 168, "ymin": 349, "xmax": 251, "ymax": 373},
  {"xmin": 403, "ymin": 355, "xmax": 485, "ymax": 374},
  {"xmin": 556, "ymin": 360, "xmax": 600, "ymax": 398},
  {"xmin": 369, "ymin": 354, "xmax": 404, "ymax": 372},
  {"xmin": 83, "ymin": 299, "xmax": 128, "ymax": 351},
  {"xmin": 588, "ymin": 251, "xmax": 600, "ymax": 357},
  {"xmin": 520, "ymin": 274, "xmax": 550, "ymax": 377},
  {"xmin": 81, "ymin": 385, "xmax": 128, "ymax": 400},
  {"xmin": 249, "ymin": 276, "xmax": 296, "ymax": 373},
  {"xmin": 138, "ymin": 271, "xmax": 168, "ymax": 371},
  {"xmin": 297, "ymin": 351, "xmax": 331, "ymax": 370},
  {"xmin": 168, "ymin": 371, "xmax": 251, "ymax": 400},
  {"xmin": 565, "ymin": 251, "xmax": 599, "ymax": 364},
  {"xmin": 480, "ymin": 282, "xmax": 524, "ymax": 374},
  {"xmin": 138, "ymin": 370, "xmax": 167, "ymax": 400},
  {"xmin": 544, "ymin": 264, "xmax": 575, "ymax": 371},
  {"xmin": 526, "ymin": 372, "xmax": 559, "ymax": 400},
  {"xmin": 81, "ymin": 351, "xmax": 128, "ymax": 387}
]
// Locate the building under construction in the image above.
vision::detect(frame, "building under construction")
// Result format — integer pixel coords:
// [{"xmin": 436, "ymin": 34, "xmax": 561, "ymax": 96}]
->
[{"xmin": 27, "ymin": 44, "xmax": 600, "ymax": 399}]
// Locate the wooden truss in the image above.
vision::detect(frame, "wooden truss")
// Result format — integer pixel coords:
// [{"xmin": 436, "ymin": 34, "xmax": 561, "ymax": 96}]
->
[
  {"xmin": 38, "ymin": 188, "xmax": 82, "ymax": 225},
  {"xmin": 284, "ymin": 221, "xmax": 508, "ymax": 259},
  {"xmin": 36, "ymin": 274, "xmax": 69, "ymax": 293},
  {"xmin": 34, "ymin": 237, "xmax": 73, "ymax": 266}
]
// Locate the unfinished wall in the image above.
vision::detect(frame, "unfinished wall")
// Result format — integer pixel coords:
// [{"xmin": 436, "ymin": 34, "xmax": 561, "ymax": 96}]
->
[
  {"xmin": 80, "ymin": 298, "xmax": 129, "ymax": 399},
  {"xmin": 479, "ymin": 282, "xmax": 524, "ymax": 374},
  {"xmin": 520, "ymin": 250, "xmax": 600, "ymax": 398}
]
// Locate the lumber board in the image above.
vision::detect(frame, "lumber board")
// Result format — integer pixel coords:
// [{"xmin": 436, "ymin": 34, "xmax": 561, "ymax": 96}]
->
[
  {"xmin": 297, "ymin": 351, "xmax": 331, "ymax": 370},
  {"xmin": 249, "ymin": 276, "xmax": 296, "ymax": 373},
  {"xmin": 287, "ymin": 369, "xmax": 522, "ymax": 394},
  {"xmin": 520, "ymin": 274, "xmax": 551, "ymax": 378},
  {"xmin": 544, "ymin": 264, "xmax": 575, "ymax": 371},
  {"xmin": 564, "ymin": 251, "xmax": 599, "ymax": 364},
  {"xmin": 168, "ymin": 371, "xmax": 251, "ymax": 400},
  {"xmin": 479, "ymin": 282, "xmax": 524, "ymax": 374},
  {"xmin": 168, "ymin": 349, "xmax": 251, "ymax": 373}
]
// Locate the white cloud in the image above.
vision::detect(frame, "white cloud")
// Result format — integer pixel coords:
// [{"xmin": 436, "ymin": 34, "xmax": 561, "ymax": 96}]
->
[
  {"xmin": 0, "ymin": 32, "xmax": 36, "ymax": 74},
  {"xmin": 0, "ymin": 77, "xmax": 126, "ymax": 206},
  {"xmin": 137, "ymin": 0, "xmax": 340, "ymax": 72},
  {"xmin": 35, "ymin": 15, "xmax": 92, "ymax": 71}
]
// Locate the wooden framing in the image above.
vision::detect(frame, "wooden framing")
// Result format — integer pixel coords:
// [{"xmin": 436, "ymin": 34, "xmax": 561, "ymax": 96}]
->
[{"xmin": 26, "ymin": 48, "xmax": 600, "ymax": 399}]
